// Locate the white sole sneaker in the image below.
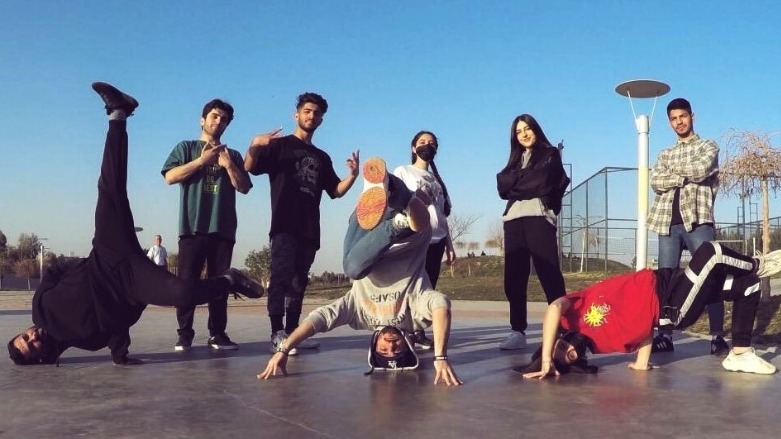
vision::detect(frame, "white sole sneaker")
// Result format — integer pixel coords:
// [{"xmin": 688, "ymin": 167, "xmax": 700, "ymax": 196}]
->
[{"xmin": 722, "ymin": 348, "xmax": 777, "ymax": 375}]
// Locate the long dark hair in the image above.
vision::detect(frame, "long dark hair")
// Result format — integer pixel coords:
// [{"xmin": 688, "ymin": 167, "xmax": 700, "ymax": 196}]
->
[
  {"xmin": 503, "ymin": 113, "xmax": 555, "ymax": 172},
  {"xmin": 410, "ymin": 130, "xmax": 452, "ymax": 216},
  {"xmin": 513, "ymin": 331, "xmax": 598, "ymax": 376}
]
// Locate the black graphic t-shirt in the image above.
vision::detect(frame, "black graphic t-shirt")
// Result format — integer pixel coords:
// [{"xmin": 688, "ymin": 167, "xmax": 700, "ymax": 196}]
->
[{"xmin": 248, "ymin": 135, "xmax": 340, "ymax": 248}]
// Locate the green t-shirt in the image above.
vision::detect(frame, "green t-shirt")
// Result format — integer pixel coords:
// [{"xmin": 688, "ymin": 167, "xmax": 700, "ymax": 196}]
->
[{"xmin": 161, "ymin": 140, "xmax": 245, "ymax": 241}]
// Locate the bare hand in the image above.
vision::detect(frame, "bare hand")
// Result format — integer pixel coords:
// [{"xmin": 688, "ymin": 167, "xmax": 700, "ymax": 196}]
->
[
  {"xmin": 628, "ymin": 362, "xmax": 659, "ymax": 371},
  {"xmin": 249, "ymin": 128, "xmax": 283, "ymax": 149},
  {"xmin": 522, "ymin": 361, "xmax": 560, "ymax": 380},
  {"xmin": 346, "ymin": 150, "xmax": 360, "ymax": 177},
  {"xmin": 257, "ymin": 353, "xmax": 289, "ymax": 380},
  {"xmin": 200, "ymin": 143, "xmax": 224, "ymax": 166},
  {"xmin": 433, "ymin": 360, "xmax": 463, "ymax": 386},
  {"xmin": 445, "ymin": 247, "xmax": 457, "ymax": 265},
  {"xmin": 217, "ymin": 147, "xmax": 232, "ymax": 169}
]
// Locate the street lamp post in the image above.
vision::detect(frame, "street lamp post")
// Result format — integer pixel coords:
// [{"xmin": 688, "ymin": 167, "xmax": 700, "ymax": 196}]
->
[
  {"xmin": 39, "ymin": 238, "xmax": 49, "ymax": 280},
  {"xmin": 615, "ymin": 80, "xmax": 670, "ymax": 271}
]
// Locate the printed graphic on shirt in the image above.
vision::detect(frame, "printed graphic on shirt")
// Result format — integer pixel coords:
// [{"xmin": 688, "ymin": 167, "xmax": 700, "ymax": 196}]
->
[
  {"xmin": 295, "ymin": 153, "xmax": 320, "ymax": 197},
  {"xmin": 583, "ymin": 303, "xmax": 611, "ymax": 327},
  {"xmin": 417, "ymin": 174, "xmax": 441, "ymax": 201},
  {"xmin": 360, "ymin": 290, "xmax": 405, "ymax": 327},
  {"xmin": 202, "ymin": 164, "xmax": 221, "ymax": 194}
]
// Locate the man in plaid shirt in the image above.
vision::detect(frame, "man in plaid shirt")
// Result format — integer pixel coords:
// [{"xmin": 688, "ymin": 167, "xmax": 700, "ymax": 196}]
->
[{"xmin": 647, "ymin": 97, "xmax": 727, "ymax": 355}]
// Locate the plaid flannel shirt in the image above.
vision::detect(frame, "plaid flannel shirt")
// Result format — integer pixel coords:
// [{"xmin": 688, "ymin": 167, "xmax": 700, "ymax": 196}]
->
[{"xmin": 647, "ymin": 134, "xmax": 719, "ymax": 235}]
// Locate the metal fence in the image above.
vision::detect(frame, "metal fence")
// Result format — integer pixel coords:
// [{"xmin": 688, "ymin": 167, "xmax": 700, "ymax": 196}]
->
[{"xmin": 558, "ymin": 167, "xmax": 780, "ymax": 273}]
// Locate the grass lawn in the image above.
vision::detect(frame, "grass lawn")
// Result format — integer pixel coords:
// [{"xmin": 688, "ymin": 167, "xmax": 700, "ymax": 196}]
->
[{"xmin": 307, "ymin": 255, "xmax": 781, "ymax": 344}]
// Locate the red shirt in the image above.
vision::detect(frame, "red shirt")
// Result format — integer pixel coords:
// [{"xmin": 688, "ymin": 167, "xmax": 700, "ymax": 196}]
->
[{"xmin": 560, "ymin": 269, "xmax": 659, "ymax": 354}]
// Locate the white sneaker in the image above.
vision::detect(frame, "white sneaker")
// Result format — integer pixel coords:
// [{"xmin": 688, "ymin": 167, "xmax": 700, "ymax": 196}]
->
[
  {"xmin": 755, "ymin": 250, "xmax": 781, "ymax": 278},
  {"xmin": 296, "ymin": 337, "xmax": 320, "ymax": 349},
  {"xmin": 722, "ymin": 348, "xmax": 777, "ymax": 374},
  {"xmin": 270, "ymin": 330, "xmax": 298, "ymax": 356},
  {"xmin": 499, "ymin": 331, "xmax": 527, "ymax": 350}
]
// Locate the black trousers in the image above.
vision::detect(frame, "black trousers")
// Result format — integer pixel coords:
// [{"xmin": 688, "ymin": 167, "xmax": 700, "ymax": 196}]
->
[
  {"xmin": 91, "ymin": 121, "xmax": 233, "ymax": 354},
  {"xmin": 425, "ymin": 239, "xmax": 447, "ymax": 289},
  {"xmin": 503, "ymin": 216, "xmax": 566, "ymax": 333},
  {"xmin": 661, "ymin": 241, "xmax": 760, "ymax": 347},
  {"xmin": 175, "ymin": 234, "xmax": 234, "ymax": 338}
]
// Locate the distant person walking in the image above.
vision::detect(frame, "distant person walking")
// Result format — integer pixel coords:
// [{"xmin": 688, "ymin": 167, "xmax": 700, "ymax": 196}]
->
[
  {"xmin": 647, "ymin": 97, "xmax": 725, "ymax": 355},
  {"xmin": 496, "ymin": 113, "xmax": 570, "ymax": 351},
  {"xmin": 393, "ymin": 130, "xmax": 456, "ymax": 350},
  {"xmin": 146, "ymin": 234, "xmax": 168, "ymax": 268}
]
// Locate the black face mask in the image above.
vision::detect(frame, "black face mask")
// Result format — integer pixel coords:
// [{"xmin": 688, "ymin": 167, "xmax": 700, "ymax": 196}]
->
[{"xmin": 415, "ymin": 143, "xmax": 437, "ymax": 162}]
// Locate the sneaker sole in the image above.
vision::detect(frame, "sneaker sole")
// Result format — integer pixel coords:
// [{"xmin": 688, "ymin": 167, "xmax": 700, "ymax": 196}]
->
[
  {"xmin": 356, "ymin": 158, "xmax": 388, "ymax": 230},
  {"xmin": 209, "ymin": 345, "xmax": 239, "ymax": 350},
  {"xmin": 174, "ymin": 345, "xmax": 191, "ymax": 352}
]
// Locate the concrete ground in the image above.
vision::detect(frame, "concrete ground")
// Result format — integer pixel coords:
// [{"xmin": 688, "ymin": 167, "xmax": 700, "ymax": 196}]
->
[{"xmin": 1, "ymin": 292, "xmax": 780, "ymax": 439}]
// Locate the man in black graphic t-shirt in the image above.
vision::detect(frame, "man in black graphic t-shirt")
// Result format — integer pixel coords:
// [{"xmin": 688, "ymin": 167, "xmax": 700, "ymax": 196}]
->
[{"xmin": 245, "ymin": 92, "xmax": 359, "ymax": 354}]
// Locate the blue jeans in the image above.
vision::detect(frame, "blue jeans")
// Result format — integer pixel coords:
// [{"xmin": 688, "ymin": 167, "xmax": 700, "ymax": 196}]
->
[
  {"xmin": 343, "ymin": 210, "xmax": 413, "ymax": 280},
  {"xmin": 658, "ymin": 223, "xmax": 724, "ymax": 336}
]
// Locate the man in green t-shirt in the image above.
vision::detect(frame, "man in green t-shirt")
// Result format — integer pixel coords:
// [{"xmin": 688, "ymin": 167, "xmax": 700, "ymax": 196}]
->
[{"xmin": 162, "ymin": 99, "xmax": 253, "ymax": 352}]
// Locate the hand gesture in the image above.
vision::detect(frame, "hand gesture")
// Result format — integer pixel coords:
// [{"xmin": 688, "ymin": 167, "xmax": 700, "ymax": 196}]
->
[
  {"xmin": 249, "ymin": 128, "xmax": 284, "ymax": 149},
  {"xmin": 346, "ymin": 150, "xmax": 360, "ymax": 177},
  {"xmin": 257, "ymin": 352, "xmax": 289, "ymax": 380},
  {"xmin": 522, "ymin": 360, "xmax": 560, "ymax": 380},
  {"xmin": 200, "ymin": 142, "xmax": 224, "ymax": 166},
  {"xmin": 433, "ymin": 359, "xmax": 463, "ymax": 386},
  {"xmin": 217, "ymin": 146, "xmax": 232, "ymax": 169}
]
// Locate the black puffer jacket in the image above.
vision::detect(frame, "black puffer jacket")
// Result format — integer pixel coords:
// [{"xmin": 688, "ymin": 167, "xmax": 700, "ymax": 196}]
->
[{"xmin": 496, "ymin": 146, "xmax": 570, "ymax": 215}]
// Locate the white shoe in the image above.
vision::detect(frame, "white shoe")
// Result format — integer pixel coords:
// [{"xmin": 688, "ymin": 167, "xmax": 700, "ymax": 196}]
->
[
  {"xmin": 755, "ymin": 250, "xmax": 781, "ymax": 278},
  {"xmin": 722, "ymin": 348, "xmax": 776, "ymax": 374},
  {"xmin": 296, "ymin": 337, "xmax": 320, "ymax": 349},
  {"xmin": 499, "ymin": 331, "xmax": 527, "ymax": 350},
  {"xmin": 270, "ymin": 330, "xmax": 298, "ymax": 356}
]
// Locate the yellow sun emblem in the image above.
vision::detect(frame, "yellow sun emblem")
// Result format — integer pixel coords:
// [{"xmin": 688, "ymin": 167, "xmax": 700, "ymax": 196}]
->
[{"xmin": 583, "ymin": 303, "xmax": 611, "ymax": 327}]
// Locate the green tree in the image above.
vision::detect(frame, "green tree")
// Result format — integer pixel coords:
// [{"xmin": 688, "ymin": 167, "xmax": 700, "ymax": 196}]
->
[
  {"xmin": 17, "ymin": 233, "xmax": 42, "ymax": 259},
  {"xmin": 245, "ymin": 246, "xmax": 271, "ymax": 286},
  {"xmin": 14, "ymin": 258, "xmax": 39, "ymax": 290}
]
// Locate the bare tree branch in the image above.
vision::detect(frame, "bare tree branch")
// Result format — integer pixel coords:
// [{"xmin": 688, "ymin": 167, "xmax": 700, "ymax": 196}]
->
[{"xmin": 448, "ymin": 213, "xmax": 481, "ymax": 244}]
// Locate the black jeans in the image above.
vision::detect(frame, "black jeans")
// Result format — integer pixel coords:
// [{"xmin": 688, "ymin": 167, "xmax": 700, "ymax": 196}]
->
[
  {"xmin": 175, "ymin": 234, "xmax": 234, "ymax": 338},
  {"xmin": 267, "ymin": 233, "xmax": 317, "ymax": 334},
  {"xmin": 661, "ymin": 241, "xmax": 760, "ymax": 347},
  {"xmin": 91, "ymin": 121, "xmax": 232, "ymax": 356},
  {"xmin": 425, "ymin": 239, "xmax": 447, "ymax": 289},
  {"xmin": 503, "ymin": 217, "xmax": 566, "ymax": 333}
]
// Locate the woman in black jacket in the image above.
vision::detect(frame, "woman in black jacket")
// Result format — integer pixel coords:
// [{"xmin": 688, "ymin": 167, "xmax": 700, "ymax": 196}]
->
[{"xmin": 496, "ymin": 114, "xmax": 570, "ymax": 351}]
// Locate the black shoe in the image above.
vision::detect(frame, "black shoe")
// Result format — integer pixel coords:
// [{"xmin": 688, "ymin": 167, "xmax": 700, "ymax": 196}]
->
[
  {"xmin": 208, "ymin": 334, "xmax": 239, "ymax": 350},
  {"xmin": 113, "ymin": 356, "xmax": 144, "ymax": 366},
  {"xmin": 651, "ymin": 334, "xmax": 674, "ymax": 353},
  {"xmin": 711, "ymin": 335, "xmax": 730, "ymax": 356},
  {"xmin": 174, "ymin": 334, "xmax": 193, "ymax": 352},
  {"xmin": 223, "ymin": 268, "xmax": 264, "ymax": 299},
  {"xmin": 91, "ymin": 82, "xmax": 139, "ymax": 115},
  {"xmin": 412, "ymin": 330, "xmax": 433, "ymax": 351}
]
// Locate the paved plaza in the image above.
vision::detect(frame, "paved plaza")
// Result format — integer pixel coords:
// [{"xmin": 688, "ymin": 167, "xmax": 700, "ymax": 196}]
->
[{"xmin": 1, "ymin": 293, "xmax": 780, "ymax": 439}]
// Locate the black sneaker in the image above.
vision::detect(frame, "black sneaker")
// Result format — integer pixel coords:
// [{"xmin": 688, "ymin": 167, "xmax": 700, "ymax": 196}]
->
[
  {"xmin": 208, "ymin": 334, "xmax": 239, "ymax": 350},
  {"xmin": 174, "ymin": 334, "xmax": 193, "ymax": 352},
  {"xmin": 711, "ymin": 335, "xmax": 730, "ymax": 356},
  {"xmin": 223, "ymin": 268, "xmax": 264, "ymax": 299},
  {"xmin": 91, "ymin": 82, "xmax": 139, "ymax": 115},
  {"xmin": 412, "ymin": 330, "xmax": 434, "ymax": 351},
  {"xmin": 651, "ymin": 334, "xmax": 674, "ymax": 353}
]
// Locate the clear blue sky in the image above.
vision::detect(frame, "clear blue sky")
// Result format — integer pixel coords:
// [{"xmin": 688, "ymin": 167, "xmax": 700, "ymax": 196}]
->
[{"xmin": 2, "ymin": 1, "xmax": 780, "ymax": 273}]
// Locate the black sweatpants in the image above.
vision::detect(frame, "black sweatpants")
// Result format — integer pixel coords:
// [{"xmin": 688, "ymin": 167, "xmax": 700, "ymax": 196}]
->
[
  {"xmin": 503, "ymin": 216, "xmax": 566, "ymax": 333},
  {"xmin": 661, "ymin": 241, "xmax": 760, "ymax": 347},
  {"xmin": 93, "ymin": 122, "xmax": 232, "ymax": 311}
]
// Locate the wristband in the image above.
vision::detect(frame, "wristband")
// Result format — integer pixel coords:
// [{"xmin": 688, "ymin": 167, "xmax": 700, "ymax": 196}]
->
[
  {"xmin": 434, "ymin": 355, "xmax": 448, "ymax": 361},
  {"xmin": 275, "ymin": 346, "xmax": 290, "ymax": 356}
]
